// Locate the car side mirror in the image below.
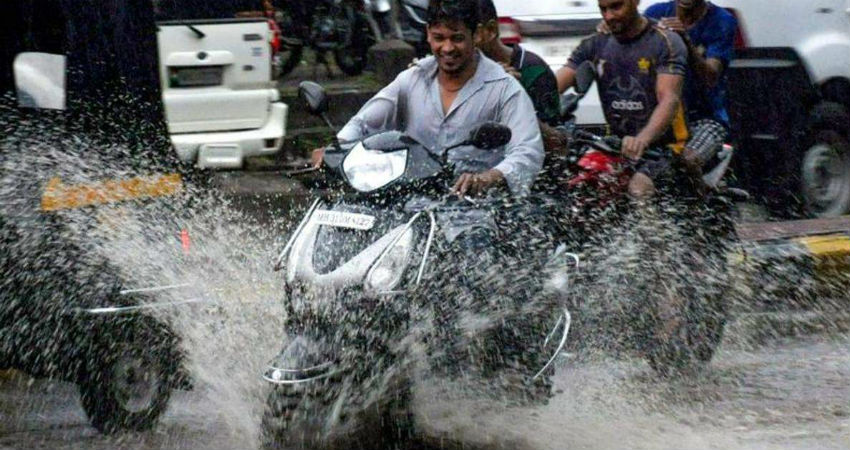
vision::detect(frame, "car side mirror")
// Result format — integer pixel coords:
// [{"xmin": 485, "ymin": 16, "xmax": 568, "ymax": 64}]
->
[
  {"xmin": 574, "ymin": 61, "xmax": 596, "ymax": 96},
  {"xmin": 298, "ymin": 81, "xmax": 328, "ymax": 115},
  {"xmin": 13, "ymin": 52, "xmax": 67, "ymax": 110},
  {"xmin": 467, "ymin": 122, "xmax": 512, "ymax": 150}
]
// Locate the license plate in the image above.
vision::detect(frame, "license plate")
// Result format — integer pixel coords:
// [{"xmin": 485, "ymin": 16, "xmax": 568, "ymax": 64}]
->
[
  {"xmin": 169, "ymin": 66, "xmax": 223, "ymax": 88},
  {"xmin": 313, "ymin": 210, "xmax": 376, "ymax": 230}
]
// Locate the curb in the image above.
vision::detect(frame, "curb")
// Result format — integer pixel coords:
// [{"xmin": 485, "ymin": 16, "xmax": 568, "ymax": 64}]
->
[
  {"xmin": 729, "ymin": 228, "xmax": 850, "ymax": 311},
  {"xmin": 732, "ymin": 233, "xmax": 850, "ymax": 286},
  {"xmin": 737, "ymin": 233, "xmax": 850, "ymax": 270},
  {"xmin": 732, "ymin": 214, "xmax": 850, "ymax": 286},
  {"xmin": 724, "ymin": 309, "xmax": 850, "ymax": 348}
]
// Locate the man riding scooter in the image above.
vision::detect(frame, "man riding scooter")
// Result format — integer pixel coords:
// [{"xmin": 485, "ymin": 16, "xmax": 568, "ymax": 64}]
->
[
  {"xmin": 312, "ymin": 0, "xmax": 544, "ymax": 196},
  {"xmin": 305, "ymin": 0, "xmax": 547, "ymax": 376}
]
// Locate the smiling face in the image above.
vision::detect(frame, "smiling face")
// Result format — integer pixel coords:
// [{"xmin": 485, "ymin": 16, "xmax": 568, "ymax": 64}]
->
[
  {"xmin": 598, "ymin": 0, "xmax": 640, "ymax": 36},
  {"xmin": 427, "ymin": 20, "xmax": 477, "ymax": 75},
  {"xmin": 676, "ymin": 0, "xmax": 705, "ymax": 10}
]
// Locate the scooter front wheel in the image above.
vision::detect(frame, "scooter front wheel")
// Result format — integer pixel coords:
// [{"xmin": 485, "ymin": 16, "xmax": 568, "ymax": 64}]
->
[{"xmin": 261, "ymin": 380, "xmax": 413, "ymax": 449}]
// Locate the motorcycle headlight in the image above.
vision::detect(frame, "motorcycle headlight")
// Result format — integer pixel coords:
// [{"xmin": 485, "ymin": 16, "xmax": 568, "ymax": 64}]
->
[
  {"xmin": 342, "ymin": 142, "xmax": 408, "ymax": 192},
  {"xmin": 366, "ymin": 227, "xmax": 414, "ymax": 293}
]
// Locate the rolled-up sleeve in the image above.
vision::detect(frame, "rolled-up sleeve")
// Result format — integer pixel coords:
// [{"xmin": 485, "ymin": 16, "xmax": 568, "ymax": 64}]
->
[
  {"xmin": 338, "ymin": 71, "xmax": 408, "ymax": 143},
  {"xmin": 494, "ymin": 88, "xmax": 545, "ymax": 195}
]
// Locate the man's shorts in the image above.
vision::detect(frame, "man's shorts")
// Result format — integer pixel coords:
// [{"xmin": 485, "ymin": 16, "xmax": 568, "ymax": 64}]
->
[{"xmin": 685, "ymin": 119, "xmax": 729, "ymax": 166}]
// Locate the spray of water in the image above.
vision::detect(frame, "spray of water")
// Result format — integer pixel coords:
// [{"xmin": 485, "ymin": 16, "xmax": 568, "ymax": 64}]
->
[{"xmin": 3, "ymin": 93, "xmax": 849, "ymax": 449}]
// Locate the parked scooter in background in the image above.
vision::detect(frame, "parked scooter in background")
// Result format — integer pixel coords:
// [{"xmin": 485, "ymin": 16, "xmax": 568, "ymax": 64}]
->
[
  {"xmin": 394, "ymin": 0, "xmax": 430, "ymax": 57},
  {"xmin": 271, "ymin": 0, "xmax": 378, "ymax": 77},
  {"xmin": 363, "ymin": 0, "xmax": 400, "ymax": 40}
]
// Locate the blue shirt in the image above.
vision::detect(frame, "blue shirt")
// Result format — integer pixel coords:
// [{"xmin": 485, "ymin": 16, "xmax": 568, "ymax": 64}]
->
[
  {"xmin": 645, "ymin": 2, "xmax": 737, "ymax": 128},
  {"xmin": 338, "ymin": 52, "xmax": 544, "ymax": 195}
]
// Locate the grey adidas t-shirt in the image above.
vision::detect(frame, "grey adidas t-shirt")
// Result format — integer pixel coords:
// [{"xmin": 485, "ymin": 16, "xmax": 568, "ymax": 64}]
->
[{"xmin": 567, "ymin": 21, "xmax": 687, "ymax": 145}]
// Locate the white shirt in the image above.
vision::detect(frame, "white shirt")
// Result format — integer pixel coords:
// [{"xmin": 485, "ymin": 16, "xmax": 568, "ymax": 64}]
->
[{"xmin": 338, "ymin": 52, "xmax": 544, "ymax": 195}]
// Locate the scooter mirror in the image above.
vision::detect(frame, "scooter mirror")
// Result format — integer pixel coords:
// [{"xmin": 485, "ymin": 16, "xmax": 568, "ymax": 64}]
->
[
  {"xmin": 14, "ymin": 52, "xmax": 67, "ymax": 110},
  {"xmin": 574, "ymin": 61, "xmax": 596, "ymax": 95},
  {"xmin": 298, "ymin": 81, "xmax": 328, "ymax": 115},
  {"xmin": 467, "ymin": 122, "xmax": 512, "ymax": 150}
]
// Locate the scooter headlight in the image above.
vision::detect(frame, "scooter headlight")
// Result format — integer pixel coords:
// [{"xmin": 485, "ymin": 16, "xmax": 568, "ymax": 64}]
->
[
  {"xmin": 366, "ymin": 227, "xmax": 414, "ymax": 293},
  {"xmin": 342, "ymin": 142, "xmax": 408, "ymax": 192}
]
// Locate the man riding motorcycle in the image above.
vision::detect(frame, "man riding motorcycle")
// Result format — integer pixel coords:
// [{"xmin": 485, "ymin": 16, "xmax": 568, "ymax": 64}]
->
[
  {"xmin": 553, "ymin": 0, "xmax": 722, "ymax": 369},
  {"xmin": 312, "ymin": 0, "xmax": 544, "ymax": 196},
  {"xmin": 555, "ymin": 0, "xmax": 688, "ymax": 201}
]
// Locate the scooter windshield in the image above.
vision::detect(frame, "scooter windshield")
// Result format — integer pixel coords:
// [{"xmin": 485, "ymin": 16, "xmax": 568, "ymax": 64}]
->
[{"xmin": 342, "ymin": 142, "xmax": 408, "ymax": 192}]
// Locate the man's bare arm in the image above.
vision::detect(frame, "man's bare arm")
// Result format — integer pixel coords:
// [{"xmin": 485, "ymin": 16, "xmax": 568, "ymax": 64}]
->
[
  {"xmin": 638, "ymin": 73, "xmax": 683, "ymax": 143},
  {"xmin": 620, "ymin": 73, "xmax": 684, "ymax": 160},
  {"xmin": 555, "ymin": 65, "xmax": 577, "ymax": 94}
]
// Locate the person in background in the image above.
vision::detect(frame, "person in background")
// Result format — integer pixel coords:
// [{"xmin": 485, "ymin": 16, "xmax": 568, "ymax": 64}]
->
[
  {"xmin": 644, "ymin": 0, "xmax": 737, "ymax": 188},
  {"xmin": 475, "ymin": 0, "xmax": 560, "ymax": 127},
  {"xmin": 475, "ymin": 0, "xmax": 568, "ymax": 155}
]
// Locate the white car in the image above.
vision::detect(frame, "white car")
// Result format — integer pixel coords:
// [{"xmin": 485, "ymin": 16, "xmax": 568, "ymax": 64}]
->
[
  {"xmin": 493, "ymin": 0, "xmax": 605, "ymax": 126},
  {"xmin": 157, "ymin": 18, "xmax": 287, "ymax": 169}
]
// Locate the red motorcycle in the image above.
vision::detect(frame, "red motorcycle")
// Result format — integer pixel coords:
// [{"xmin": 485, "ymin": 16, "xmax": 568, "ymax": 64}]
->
[{"xmin": 549, "ymin": 62, "xmax": 744, "ymax": 375}]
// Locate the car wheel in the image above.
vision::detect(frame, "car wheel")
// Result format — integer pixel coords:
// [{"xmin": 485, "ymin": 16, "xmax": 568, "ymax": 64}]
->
[
  {"xmin": 801, "ymin": 128, "xmax": 850, "ymax": 218},
  {"xmin": 78, "ymin": 340, "xmax": 171, "ymax": 434}
]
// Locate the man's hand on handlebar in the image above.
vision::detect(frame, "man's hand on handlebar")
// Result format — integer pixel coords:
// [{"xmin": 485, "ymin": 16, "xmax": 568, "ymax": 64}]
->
[
  {"xmin": 452, "ymin": 169, "xmax": 505, "ymax": 197},
  {"xmin": 621, "ymin": 135, "xmax": 651, "ymax": 160}
]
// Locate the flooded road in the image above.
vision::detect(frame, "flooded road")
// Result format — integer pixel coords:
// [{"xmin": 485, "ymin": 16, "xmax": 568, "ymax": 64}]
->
[{"xmin": 2, "ymin": 325, "xmax": 848, "ymax": 450}]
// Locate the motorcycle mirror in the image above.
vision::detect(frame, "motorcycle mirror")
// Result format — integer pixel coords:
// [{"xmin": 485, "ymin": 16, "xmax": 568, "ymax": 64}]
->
[
  {"xmin": 574, "ymin": 61, "xmax": 596, "ymax": 95},
  {"xmin": 467, "ymin": 122, "xmax": 512, "ymax": 150},
  {"xmin": 560, "ymin": 93, "xmax": 580, "ymax": 119},
  {"xmin": 298, "ymin": 81, "xmax": 328, "ymax": 116}
]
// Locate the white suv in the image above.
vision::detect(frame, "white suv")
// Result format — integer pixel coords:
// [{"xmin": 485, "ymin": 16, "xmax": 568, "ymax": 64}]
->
[
  {"xmin": 157, "ymin": 18, "xmax": 287, "ymax": 169},
  {"xmin": 493, "ymin": 0, "xmax": 605, "ymax": 126}
]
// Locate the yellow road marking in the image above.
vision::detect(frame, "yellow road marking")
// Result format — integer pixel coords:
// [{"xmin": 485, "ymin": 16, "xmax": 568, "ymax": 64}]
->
[
  {"xmin": 40, "ymin": 174, "xmax": 182, "ymax": 211},
  {"xmin": 796, "ymin": 234, "xmax": 850, "ymax": 259}
]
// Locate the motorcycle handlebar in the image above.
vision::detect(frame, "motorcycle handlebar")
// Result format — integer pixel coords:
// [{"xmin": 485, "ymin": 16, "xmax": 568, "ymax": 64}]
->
[{"xmin": 572, "ymin": 130, "xmax": 666, "ymax": 160}]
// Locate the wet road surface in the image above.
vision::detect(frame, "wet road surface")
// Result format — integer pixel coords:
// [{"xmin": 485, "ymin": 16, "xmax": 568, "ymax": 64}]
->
[{"xmin": 2, "ymin": 326, "xmax": 848, "ymax": 450}]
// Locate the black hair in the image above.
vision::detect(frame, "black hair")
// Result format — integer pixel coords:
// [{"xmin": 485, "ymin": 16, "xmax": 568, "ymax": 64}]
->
[
  {"xmin": 427, "ymin": 0, "xmax": 481, "ymax": 34},
  {"xmin": 477, "ymin": 0, "xmax": 497, "ymax": 23}
]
